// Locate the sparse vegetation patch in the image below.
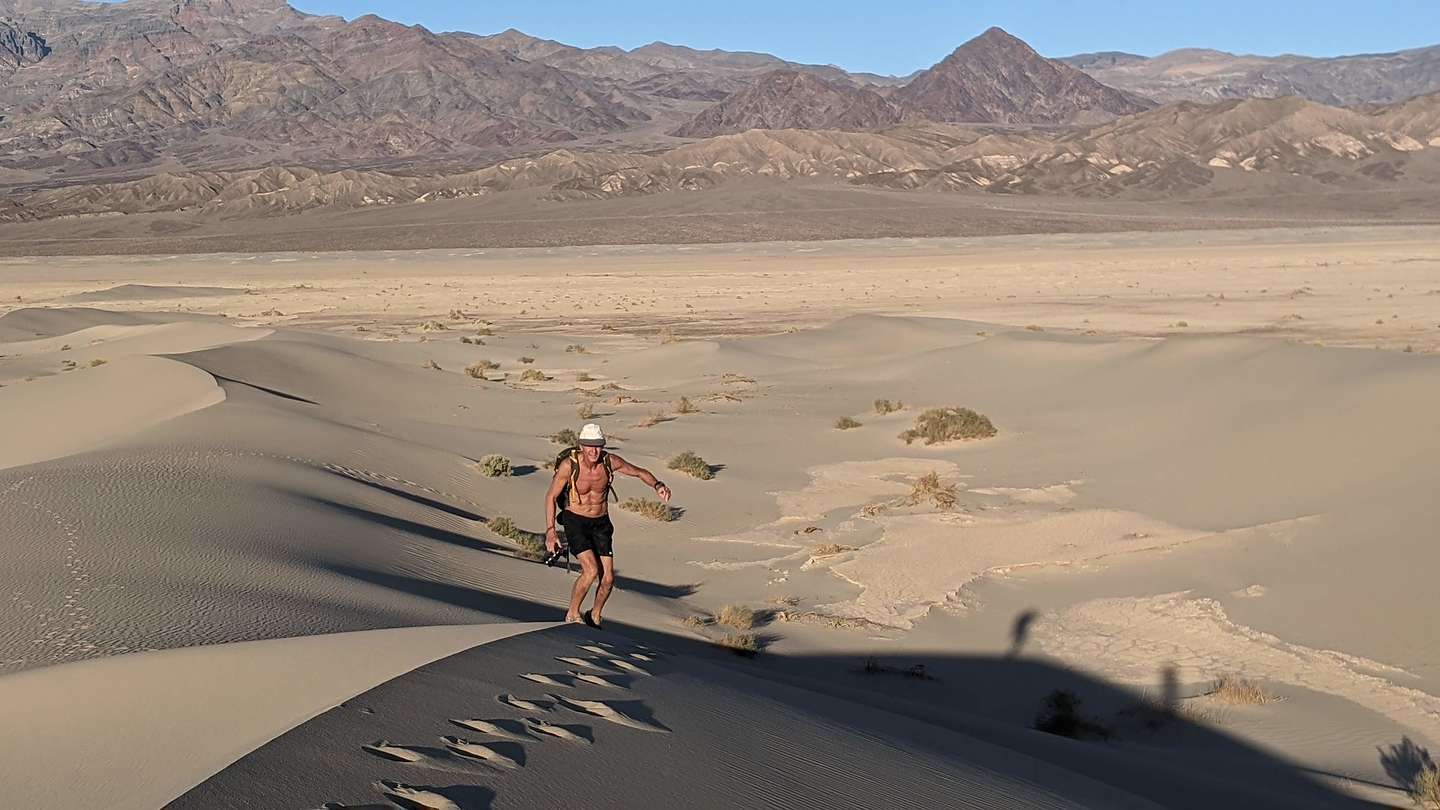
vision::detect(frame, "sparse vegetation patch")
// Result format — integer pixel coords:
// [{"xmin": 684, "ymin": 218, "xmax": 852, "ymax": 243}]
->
[
  {"xmin": 676, "ymin": 396, "xmax": 699, "ymax": 414},
  {"xmin": 717, "ymin": 633, "xmax": 758, "ymax": 657},
  {"xmin": 835, "ymin": 416, "xmax": 863, "ymax": 430},
  {"xmin": 903, "ymin": 471, "xmax": 958, "ymax": 510},
  {"xmin": 900, "ymin": 407, "xmax": 996, "ymax": 445},
  {"xmin": 668, "ymin": 451, "xmax": 713, "ymax": 480},
  {"xmin": 1034, "ymin": 690, "xmax": 1111, "ymax": 741},
  {"xmin": 488, "ymin": 515, "xmax": 545, "ymax": 559},
  {"xmin": 874, "ymin": 398, "xmax": 904, "ymax": 415},
  {"xmin": 465, "ymin": 360, "xmax": 498, "ymax": 378},
  {"xmin": 621, "ymin": 497, "xmax": 676, "ymax": 522},
  {"xmin": 519, "ymin": 369, "xmax": 551, "ymax": 382},
  {"xmin": 551, "ymin": 428, "xmax": 578, "ymax": 446}
]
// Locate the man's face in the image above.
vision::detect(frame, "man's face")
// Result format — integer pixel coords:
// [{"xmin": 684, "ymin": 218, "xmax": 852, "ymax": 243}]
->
[{"xmin": 581, "ymin": 444, "xmax": 603, "ymax": 463}]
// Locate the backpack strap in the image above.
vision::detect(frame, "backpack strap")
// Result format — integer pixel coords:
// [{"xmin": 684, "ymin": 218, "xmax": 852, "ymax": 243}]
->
[{"xmin": 568, "ymin": 449, "xmax": 617, "ymax": 502}]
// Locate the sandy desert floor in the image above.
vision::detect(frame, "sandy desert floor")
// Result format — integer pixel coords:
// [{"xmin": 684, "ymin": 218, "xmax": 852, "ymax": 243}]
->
[{"xmin": 2, "ymin": 224, "xmax": 1438, "ymax": 808}]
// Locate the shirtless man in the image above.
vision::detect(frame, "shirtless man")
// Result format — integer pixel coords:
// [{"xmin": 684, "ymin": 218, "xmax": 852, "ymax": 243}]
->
[{"xmin": 544, "ymin": 423, "xmax": 671, "ymax": 628}]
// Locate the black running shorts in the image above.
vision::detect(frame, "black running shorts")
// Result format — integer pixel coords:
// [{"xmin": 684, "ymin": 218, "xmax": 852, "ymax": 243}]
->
[{"xmin": 559, "ymin": 511, "xmax": 615, "ymax": 558}]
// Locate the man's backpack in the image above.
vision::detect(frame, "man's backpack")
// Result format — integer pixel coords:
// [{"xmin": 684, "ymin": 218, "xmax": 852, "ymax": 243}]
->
[{"xmin": 554, "ymin": 447, "xmax": 616, "ymax": 514}]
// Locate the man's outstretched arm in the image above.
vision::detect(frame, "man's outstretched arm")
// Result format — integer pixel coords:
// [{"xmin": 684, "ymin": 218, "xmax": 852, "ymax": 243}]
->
[
  {"xmin": 543, "ymin": 459, "xmax": 571, "ymax": 551},
  {"xmin": 610, "ymin": 454, "xmax": 671, "ymax": 502}
]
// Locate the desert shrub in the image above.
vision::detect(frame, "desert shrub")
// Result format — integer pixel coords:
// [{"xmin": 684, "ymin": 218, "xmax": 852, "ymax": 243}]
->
[
  {"xmin": 475, "ymin": 326, "xmax": 493, "ymax": 336},
  {"xmin": 60, "ymin": 359, "xmax": 77, "ymax": 371},
  {"xmin": 675, "ymin": 395, "xmax": 699, "ymax": 414},
  {"xmin": 478, "ymin": 454, "xmax": 513, "ymax": 477},
  {"xmin": 420, "ymin": 320, "xmax": 448, "ymax": 331},
  {"xmin": 899, "ymin": 407, "xmax": 996, "ymax": 445},
  {"xmin": 718, "ymin": 633, "xmax": 758, "ymax": 657},
  {"xmin": 1034, "ymin": 690, "xmax": 1110, "ymax": 741},
  {"xmin": 424, "ymin": 359, "xmax": 442, "ymax": 371},
  {"xmin": 448, "ymin": 308, "xmax": 466, "ymax": 320},
  {"xmin": 659, "ymin": 328, "xmax": 681, "ymax": 344},
  {"xmin": 577, "ymin": 403, "xmax": 596, "ymax": 420},
  {"xmin": 460, "ymin": 336, "xmax": 484, "ymax": 345},
  {"xmin": 903, "ymin": 471, "xmax": 957, "ymax": 510},
  {"xmin": 717, "ymin": 605, "xmax": 755, "ymax": 630},
  {"xmin": 1025, "ymin": 324, "xmax": 1045, "ymax": 332},
  {"xmin": 518, "ymin": 356, "xmax": 535, "ymax": 364},
  {"xmin": 59, "ymin": 344, "xmax": 71, "ymax": 351},
  {"xmin": 520, "ymin": 369, "xmax": 550, "ymax": 382},
  {"xmin": 551, "ymin": 428, "xmax": 578, "ymax": 446},
  {"xmin": 668, "ymin": 451, "xmax": 713, "ymax": 480},
  {"xmin": 465, "ymin": 360, "xmax": 498, "ymax": 378},
  {"xmin": 835, "ymin": 416, "xmax": 863, "ymax": 430},
  {"xmin": 1174, "ymin": 321, "xmax": 1189, "ymax": 328},
  {"xmin": 565, "ymin": 344, "xmax": 587, "ymax": 354},
  {"xmin": 1206, "ymin": 674, "xmax": 1279, "ymax": 705},
  {"xmin": 874, "ymin": 398, "xmax": 904, "ymax": 415},
  {"xmin": 621, "ymin": 498, "xmax": 676, "ymax": 522},
  {"xmin": 88, "ymin": 358, "xmax": 108, "ymax": 368},
  {"xmin": 682, "ymin": 615, "xmax": 711, "ymax": 629}
]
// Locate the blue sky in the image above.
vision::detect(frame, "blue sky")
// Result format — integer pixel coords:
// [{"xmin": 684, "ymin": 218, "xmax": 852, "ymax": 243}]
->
[{"xmin": 290, "ymin": 0, "xmax": 1437, "ymax": 76}]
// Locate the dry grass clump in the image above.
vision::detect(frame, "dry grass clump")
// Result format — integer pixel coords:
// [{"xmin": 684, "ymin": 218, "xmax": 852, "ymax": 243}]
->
[
  {"xmin": 423, "ymin": 359, "xmax": 443, "ymax": 371},
  {"xmin": 459, "ymin": 336, "xmax": 484, "ymax": 345},
  {"xmin": 519, "ymin": 369, "xmax": 551, "ymax": 382},
  {"xmin": 465, "ymin": 360, "xmax": 499, "ymax": 379},
  {"xmin": 717, "ymin": 633, "xmax": 759, "ymax": 657},
  {"xmin": 551, "ymin": 428, "xmax": 578, "ymax": 446},
  {"xmin": 659, "ymin": 328, "xmax": 681, "ymax": 344},
  {"xmin": 518, "ymin": 356, "xmax": 535, "ymax": 364},
  {"xmin": 1025, "ymin": 324, "xmax": 1045, "ymax": 332},
  {"xmin": 635, "ymin": 410, "xmax": 671, "ymax": 428},
  {"xmin": 477, "ymin": 454, "xmax": 513, "ymax": 477},
  {"xmin": 903, "ymin": 471, "xmax": 958, "ymax": 510},
  {"xmin": 900, "ymin": 407, "xmax": 996, "ymax": 445},
  {"xmin": 834, "ymin": 416, "xmax": 863, "ymax": 430},
  {"xmin": 576, "ymin": 372, "xmax": 594, "ymax": 382},
  {"xmin": 874, "ymin": 398, "xmax": 904, "ymax": 415},
  {"xmin": 577, "ymin": 403, "xmax": 596, "ymax": 420},
  {"xmin": 1034, "ymin": 690, "xmax": 1111, "ymax": 741},
  {"xmin": 420, "ymin": 320, "xmax": 448, "ymax": 331},
  {"xmin": 717, "ymin": 605, "xmax": 755, "ymax": 630},
  {"xmin": 88, "ymin": 358, "xmax": 108, "ymax": 367},
  {"xmin": 811, "ymin": 544, "xmax": 856, "ymax": 557},
  {"xmin": 682, "ymin": 615, "xmax": 712, "ymax": 629},
  {"xmin": 488, "ymin": 516, "xmax": 544, "ymax": 559},
  {"xmin": 621, "ymin": 497, "xmax": 676, "ymax": 522},
  {"xmin": 1206, "ymin": 674, "xmax": 1279, "ymax": 705},
  {"xmin": 1411, "ymin": 764, "xmax": 1440, "ymax": 809},
  {"xmin": 668, "ymin": 451, "xmax": 713, "ymax": 480},
  {"xmin": 565, "ymin": 344, "xmax": 587, "ymax": 354},
  {"xmin": 676, "ymin": 396, "xmax": 699, "ymax": 414}
]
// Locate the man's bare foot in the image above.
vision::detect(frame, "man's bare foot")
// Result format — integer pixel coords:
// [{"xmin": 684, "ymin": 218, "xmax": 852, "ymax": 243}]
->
[{"xmin": 565, "ymin": 612, "xmax": 583, "ymax": 624}]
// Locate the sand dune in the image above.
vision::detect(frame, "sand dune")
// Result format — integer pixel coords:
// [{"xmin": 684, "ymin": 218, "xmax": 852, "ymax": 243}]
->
[{"xmin": 0, "ymin": 227, "xmax": 1435, "ymax": 807}]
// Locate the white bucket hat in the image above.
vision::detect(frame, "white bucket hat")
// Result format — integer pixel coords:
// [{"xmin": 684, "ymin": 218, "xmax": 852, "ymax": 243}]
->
[{"xmin": 577, "ymin": 423, "xmax": 606, "ymax": 447}]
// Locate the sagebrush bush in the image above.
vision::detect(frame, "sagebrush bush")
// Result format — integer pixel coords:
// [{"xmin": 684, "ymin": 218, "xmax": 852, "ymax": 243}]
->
[
  {"xmin": 621, "ymin": 497, "xmax": 676, "ymax": 522},
  {"xmin": 835, "ymin": 416, "xmax": 862, "ymax": 430},
  {"xmin": 478, "ymin": 454, "xmax": 513, "ymax": 477},
  {"xmin": 668, "ymin": 450, "xmax": 713, "ymax": 480},
  {"xmin": 900, "ymin": 407, "xmax": 996, "ymax": 445},
  {"xmin": 520, "ymin": 369, "xmax": 550, "ymax": 382},
  {"xmin": 874, "ymin": 398, "xmax": 904, "ymax": 415},
  {"xmin": 518, "ymin": 356, "xmax": 535, "ymax": 364},
  {"xmin": 552, "ymin": 428, "xmax": 578, "ymax": 446},
  {"xmin": 676, "ymin": 396, "xmax": 698, "ymax": 414},
  {"xmin": 577, "ymin": 403, "xmax": 596, "ymax": 420},
  {"xmin": 488, "ymin": 515, "xmax": 544, "ymax": 559},
  {"xmin": 636, "ymin": 410, "xmax": 670, "ymax": 428}
]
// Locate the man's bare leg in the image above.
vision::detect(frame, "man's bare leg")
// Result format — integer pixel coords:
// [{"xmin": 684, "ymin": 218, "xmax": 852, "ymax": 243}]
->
[
  {"xmin": 567, "ymin": 551, "xmax": 599, "ymax": 622},
  {"xmin": 589, "ymin": 556, "xmax": 616, "ymax": 627}
]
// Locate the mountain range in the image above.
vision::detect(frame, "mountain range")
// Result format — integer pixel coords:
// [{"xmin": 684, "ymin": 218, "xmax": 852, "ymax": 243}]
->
[{"xmin": 1, "ymin": 0, "xmax": 1438, "ymax": 227}]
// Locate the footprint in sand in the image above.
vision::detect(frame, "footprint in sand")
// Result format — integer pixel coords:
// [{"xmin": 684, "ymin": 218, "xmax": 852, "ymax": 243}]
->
[
  {"xmin": 362, "ymin": 741, "xmax": 427, "ymax": 763},
  {"xmin": 519, "ymin": 673, "xmax": 570, "ymax": 688},
  {"xmin": 554, "ymin": 655, "xmax": 614, "ymax": 672},
  {"xmin": 523, "ymin": 717, "xmax": 592, "ymax": 744},
  {"xmin": 496, "ymin": 693, "xmax": 551, "ymax": 713},
  {"xmin": 601, "ymin": 658, "xmax": 651, "ymax": 676},
  {"xmin": 373, "ymin": 780, "xmax": 461, "ymax": 810},
  {"xmin": 576, "ymin": 644, "xmax": 614, "ymax": 656},
  {"xmin": 567, "ymin": 670, "xmax": 628, "ymax": 689},
  {"xmin": 575, "ymin": 646, "xmax": 652, "ymax": 675},
  {"xmin": 441, "ymin": 736, "xmax": 523, "ymax": 769},
  {"xmin": 450, "ymin": 718, "xmax": 531, "ymax": 741},
  {"xmin": 548, "ymin": 694, "xmax": 670, "ymax": 734}
]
